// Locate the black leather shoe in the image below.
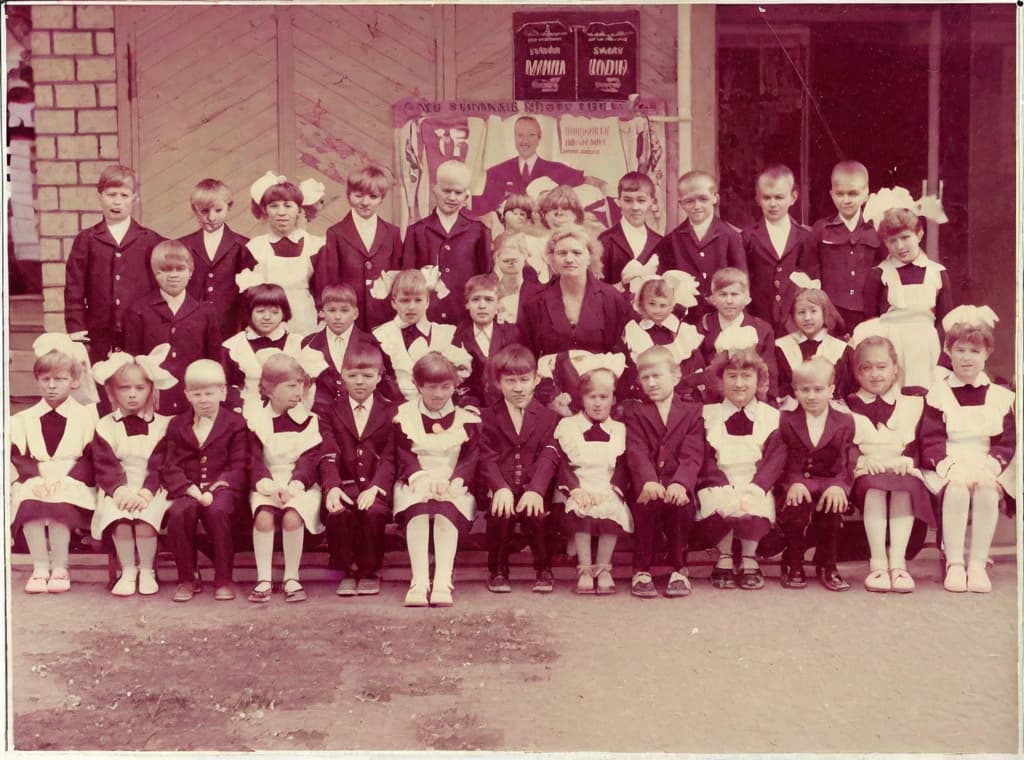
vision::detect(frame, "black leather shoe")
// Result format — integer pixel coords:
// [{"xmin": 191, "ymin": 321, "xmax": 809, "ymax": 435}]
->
[
  {"xmin": 817, "ymin": 566, "xmax": 851, "ymax": 592},
  {"xmin": 780, "ymin": 563, "xmax": 807, "ymax": 589}
]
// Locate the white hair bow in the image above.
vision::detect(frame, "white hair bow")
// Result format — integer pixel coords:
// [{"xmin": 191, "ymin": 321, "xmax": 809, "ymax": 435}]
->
[
  {"xmin": 235, "ymin": 268, "xmax": 264, "ymax": 293},
  {"xmin": 620, "ymin": 255, "xmax": 658, "ymax": 285},
  {"xmin": 568, "ymin": 350, "xmax": 626, "ymax": 379},
  {"xmin": 436, "ymin": 343, "xmax": 473, "ymax": 381},
  {"xmin": 629, "ymin": 269, "xmax": 700, "ymax": 312},
  {"xmin": 369, "ymin": 268, "xmax": 450, "ymax": 301},
  {"xmin": 525, "ymin": 177, "xmax": 557, "ymax": 199},
  {"xmin": 296, "ymin": 346, "xmax": 329, "ymax": 379},
  {"xmin": 250, "ymin": 171, "xmax": 326, "ymax": 206},
  {"xmin": 32, "ymin": 332, "xmax": 98, "ymax": 403},
  {"xmin": 848, "ymin": 317, "xmax": 890, "ymax": 349},
  {"xmin": 862, "ymin": 185, "xmax": 948, "ymax": 231},
  {"xmin": 714, "ymin": 325, "xmax": 758, "ymax": 355},
  {"xmin": 92, "ymin": 344, "xmax": 178, "ymax": 390},
  {"xmin": 789, "ymin": 272, "xmax": 821, "ymax": 291},
  {"xmin": 942, "ymin": 304, "xmax": 998, "ymax": 333}
]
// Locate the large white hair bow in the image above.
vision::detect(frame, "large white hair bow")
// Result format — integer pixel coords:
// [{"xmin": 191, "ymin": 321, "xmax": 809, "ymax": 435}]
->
[
  {"xmin": 435, "ymin": 344, "xmax": 473, "ymax": 382},
  {"xmin": 235, "ymin": 268, "xmax": 264, "ymax": 293},
  {"xmin": 629, "ymin": 269, "xmax": 700, "ymax": 312},
  {"xmin": 568, "ymin": 350, "xmax": 626, "ymax": 379},
  {"xmin": 789, "ymin": 271, "xmax": 821, "ymax": 291},
  {"xmin": 250, "ymin": 170, "xmax": 326, "ymax": 206},
  {"xmin": 296, "ymin": 346, "xmax": 329, "ymax": 379},
  {"xmin": 941, "ymin": 304, "xmax": 998, "ymax": 333},
  {"xmin": 369, "ymin": 267, "xmax": 450, "ymax": 301},
  {"xmin": 92, "ymin": 344, "xmax": 178, "ymax": 390},
  {"xmin": 848, "ymin": 317, "xmax": 890, "ymax": 349},
  {"xmin": 620, "ymin": 255, "xmax": 658, "ymax": 286},
  {"xmin": 862, "ymin": 185, "xmax": 948, "ymax": 231},
  {"xmin": 714, "ymin": 325, "xmax": 758, "ymax": 355},
  {"xmin": 32, "ymin": 332, "xmax": 98, "ymax": 403}
]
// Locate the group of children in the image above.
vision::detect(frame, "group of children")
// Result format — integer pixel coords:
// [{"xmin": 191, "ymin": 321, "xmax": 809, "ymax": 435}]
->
[{"xmin": 8, "ymin": 154, "xmax": 1015, "ymax": 606}]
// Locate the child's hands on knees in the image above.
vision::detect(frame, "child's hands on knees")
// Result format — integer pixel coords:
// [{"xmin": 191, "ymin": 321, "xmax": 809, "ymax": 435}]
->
[
  {"xmin": 325, "ymin": 487, "xmax": 351, "ymax": 513},
  {"xmin": 637, "ymin": 481, "xmax": 666, "ymax": 504},
  {"xmin": 785, "ymin": 483, "xmax": 811, "ymax": 507},
  {"xmin": 517, "ymin": 490, "xmax": 545, "ymax": 517},
  {"xmin": 492, "ymin": 488, "xmax": 515, "ymax": 518},
  {"xmin": 889, "ymin": 457, "xmax": 913, "ymax": 476},
  {"xmin": 199, "ymin": 491, "xmax": 214, "ymax": 507},
  {"xmin": 817, "ymin": 486, "xmax": 848, "ymax": 513},
  {"xmin": 357, "ymin": 486, "xmax": 381, "ymax": 511},
  {"xmin": 569, "ymin": 487, "xmax": 598, "ymax": 512},
  {"xmin": 664, "ymin": 483, "xmax": 689, "ymax": 506},
  {"xmin": 857, "ymin": 457, "xmax": 886, "ymax": 476}
]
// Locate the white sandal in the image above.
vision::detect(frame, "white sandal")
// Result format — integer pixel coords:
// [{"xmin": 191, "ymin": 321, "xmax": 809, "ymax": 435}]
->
[
  {"xmin": 863, "ymin": 568, "xmax": 891, "ymax": 593},
  {"xmin": 889, "ymin": 567, "xmax": 915, "ymax": 593}
]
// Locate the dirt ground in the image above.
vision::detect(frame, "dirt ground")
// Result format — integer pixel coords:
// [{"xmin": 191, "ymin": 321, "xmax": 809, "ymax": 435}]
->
[{"xmin": 6, "ymin": 555, "xmax": 1021, "ymax": 755}]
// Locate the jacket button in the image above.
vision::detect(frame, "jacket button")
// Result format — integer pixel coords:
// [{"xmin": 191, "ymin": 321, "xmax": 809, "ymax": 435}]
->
[
  {"xmin": 773, "ymin": 280, "xmax": 780, "ymax": 287},
  {"xmin": 115, "ymin": 252, "xmax": 122, "ymax": 258},
  {"xmin": 849, "ymin": 289, "xmax": 855, "ymax": 295},
  {"xmin": 170, "ymin": 327, "xmax": 176, "ymax": 334},
  {"xmin": 775, "ymin": 295, "xmax": 782, "ymax": 301},
  {"xmin": 208, "ymin": 273, "xmax": 214, "ymax": 279},
  {"xmin": 208, "ymin": 286, "xmax": 214, "ymax": 292},
  {"xmin": 698, "ymin": 251, "xmax": 705, "ymax": 257},
  {"xmin": 776, "ymin": 265, "xmax": 782, "ymax": 272},
  {"xmin": 365, "ymin": 261, "xmax": 372, "ymax": 270},
  {"xmin": 850, "ymin": 270, "xmax": 856, "ymax": 276},
  {"xmin": 658, "ymin": 460, "xmax": 665, "ymax": 468},
  {"xmin": 356, "ymin": 448, "xmax": 363, "ymax": 455},
  {"xmin": 804, "ymin": 471, "xmax": 811, "ymax": 478},
  {"xmin": 200, "ymin": 455, "xmax": 207, "ymax": 463},
  {"xmin": 115, "ymin": 274, "xmax": 121, "ymax": 281},
  {"xmin": 358, "ymin": 476, "xmax": 366, "ymax": 482},
  {"xmin": 444, "ymin": 244, "xmax": 451, "ymax": 251},
  {"xmin": 115, "ymin": 298, "xmax": 121, "ymax": 305},
  {"xmin": 514, "ymin": 453, "xmax": 520, "ymax": 460}
]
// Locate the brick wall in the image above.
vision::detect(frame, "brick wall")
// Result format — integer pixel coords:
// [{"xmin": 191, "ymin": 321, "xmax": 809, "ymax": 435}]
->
[{"xmin": 31, "ymin": 5, "xmax": 118, "ymax": 332}]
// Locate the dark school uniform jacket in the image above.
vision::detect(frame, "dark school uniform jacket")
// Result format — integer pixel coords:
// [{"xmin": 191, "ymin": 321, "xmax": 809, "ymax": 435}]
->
[
  {"xmin": 315, "ymin": 212, "xmax": 404, "ymax": 331},
  {"xmin": 742, "ymin": 217, "xmax": 812, "ymax": 334},
  {"xmin": 645, "ymin": 217, "xmax": 746, "ymax": 322},
  {"xmin": 300, "ymin": 326, "xmax": 399, "ymax": 416},
  {"xmin": 124, "ymin": 290, "xmax": 222, "ymax": 417},
  {"xmin": 179, "ymin": 225, "xmax": 250, "ymax": 339},
  {"xmin": 475, "ymin": 156, "xmax": 585, "ymax": 215},
  {"xmin": 161, "ymin": 406, "xmax": 250, "ymax": 498},
  {"xmin": 800, "ymin": 213, "xmax": 884, "ymax": 315},
  {"xmin": 64, "ymin": 218, "xmax": 164, "ymax": 339},
  {"xmin": 452, "ymin": 320, "xmax": 522, "ymax": 409},
  {"xmin": 479, "ymin": 398, "xmax": 561, "ymax": 499},
  {"xmin": 318, "ymin": 392, "xmax": 397, "ymax": 505},
  {"xmin": 776, "ymin": 407, "xmax": 856, "ymax": 494},
  {"xmin": 598, "ymin": 222, "xmax": 662, "ymax": 287},
  {"xmin": 402, "ymin": 211, "xmax": 492, "ymax": 325},
  {"xmin": 623, "ymin": 396, "xmax": 705, "ymax": 500},
  {"xmin": 697, "ymin": 311, "xmax": 779, "ymax": 400}
]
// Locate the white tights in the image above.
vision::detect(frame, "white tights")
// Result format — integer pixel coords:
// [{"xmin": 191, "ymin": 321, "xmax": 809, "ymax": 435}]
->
[
  {"xmin": 862, "ymin": 489, "xmax": 914, "ymax": 570},
  {"xmin": 942, "ymin": 483, "xmax": 1000, "ymax": 569},
  {"xmin": 406, "ymin": 514, "xmax": 460, "ymax": 589},
  {"xmin": 23, "ymin": 520, "xmax": 70, "ymax": 574}
]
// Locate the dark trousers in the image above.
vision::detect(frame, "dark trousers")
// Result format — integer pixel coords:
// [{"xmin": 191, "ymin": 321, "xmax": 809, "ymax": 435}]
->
[
  {"xmin": 323, "ymin": 503, "xmax": 389, "ymax": 577},
  {"xmin": 164, "ymin": 491, "xmax": 237, "ymax": 585},
  {"xmin": 631, "ymin": 499, "xmax": 694, "ymax": 572},
  {"xmin": 486, "ymin": 511, "xmax": 549, "ymax": 576},
  {"xmin": 777, "ymin": 500, "xmax": 840, "ymax": 570},
  {"xmin": 86, "ymin": 328, "xmax": 118, "ymax": 416}
]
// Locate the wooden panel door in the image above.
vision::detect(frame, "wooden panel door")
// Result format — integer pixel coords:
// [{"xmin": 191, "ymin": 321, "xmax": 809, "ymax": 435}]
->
[
  {"xmin": 116, "ymin": 6, "xmax": 279, "ymax": 238},
  {"xmin": 290, "ymin": 5, "xmax": 439, "ymax": 227}
]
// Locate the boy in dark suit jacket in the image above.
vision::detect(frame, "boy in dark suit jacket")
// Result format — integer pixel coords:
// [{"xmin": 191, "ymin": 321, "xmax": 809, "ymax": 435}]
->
[
  {"xmin": 402, "ymin": 160, "xmax": 492, "ymax": 325},
  {"xmin": 623, "ymin": 346, "xmax": 705, "ymax": 598},
  {"xmin": 315, "ymin": 164, "xmax": 403, "ymax": 331},
  {"xmin": 319, "ymin": 343, "xmax": 396, "ymax": 596},
  {"xmin": 162, "ymin": 360, "xmax": 249, "ymax": 602},
  {"xmin": 179, "ymin": 178, "xmax": 249, "ymax": 339},
  {"xmin": 598, "ymin": 171, "xmax": 663, "ymax": 290},
  {"xmin": 64, "ymin": 164, "xmax": 164, "ymax": 363},
  {"xmin": 799, "ymin": 160, "xmax": 884, "ymax": 334},
  {"xmin": 301, "ymin": 284, "xmax": 397, "ymax": 415},
  {"xmin": 775, "ymin": 356, "xmax": 856, "ymax": 592},
  {"xmin": 124, "ymin": 240, "xmax": 221, "ymax": 416},
  {"xmin": 697, "ymin": 268, "xmax": 778, "ymax": 400},
  {"xmin": 479, "ymin": 344, "xmax": 562, "ymax": 593},
  {"xmin": 453, "ymin": 274, "xmax": 521, "ymax": 409},
  {"xmin": 742, "ymin": 165, "xmax": 813, "ymax": 334},
  {"xmin": 646, "ymin": 170, "xmax": 745, "ymax": 324}
]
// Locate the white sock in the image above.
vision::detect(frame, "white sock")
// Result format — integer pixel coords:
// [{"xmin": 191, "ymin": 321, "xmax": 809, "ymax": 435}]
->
[
  {"xmin": 887, "ymin": 492, "xmax": 913, "ymax": 569},
  {"xmin": 432, "ymin": 516, "xmax": 459, "ymax": 589},
  {"xmin": 968, "ymin": 485, "xmax": 1000, "ymax": 567},
  {"xmin": 112, "ymin": 524, "xmax": 137, "ymax": 569},
  {"xmin": 405, "ymin": 515, "xmax": 431, "ymax": 586},
  {"xmin": 863, "ymin": 489, "xmax": 889, "ymax": 570},
  {"xmin": 252, "ymin": 528, "xmax": 275, "ymax": 582},
  {"xmin": 48, "ymin": 522, "xmax": 71, "ymax": 570},
  {"xmin": 136, "ymin": 531, "xmax": 158, "ymax": 571},
  {"xmin": 595, "ymin": 534, "xmax": 617, "ymax": 566},
  {"xmin": 282, "ymin": 525, "xmax": 304, "ymax": 582},
  {"xmin": 942, "ymin": 485, "xmax": 970, "ymax": 565},
  {"xmin": 574, "ymin": 533, "xmax": 592, "ymax": 566},
  {"xmin": 22, "ymin": 520, "xmax": 49, "ymax": 574},
  {"xmin": 715, "ymin": 531, "xmax": 734, "ymax": 568}
]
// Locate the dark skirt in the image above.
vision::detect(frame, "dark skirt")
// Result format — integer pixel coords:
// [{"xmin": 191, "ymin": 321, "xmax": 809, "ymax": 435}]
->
[
  {"xmin": 693, "ymin": 513, "xmax": 772, "ymax": 547},
  {"xmin": 852, "ymin": 473, "xmax": 935, "ymax": 527},
  {"xmin": 11, "ymin": 499, "xmax": 90, "ymax": 537},
  {"xmin": 396, "ymin": 500, "xmax": 473, "ymax": 534}
]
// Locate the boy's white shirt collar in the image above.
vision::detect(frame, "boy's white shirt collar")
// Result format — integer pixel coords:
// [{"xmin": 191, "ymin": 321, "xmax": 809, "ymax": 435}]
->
[
  {"xmin": 690, "ymin": 217, "xmax": 712, "ymax": 240},
  {"xmin": 349, "ymin": 394, "xmax": 374, "ymax": 414},
  {"xmin": 654, "ymin": 395, "xmax": 674, "ymax": 424},
  {"xmin": 418, "ymin": 398, "xmax": 455, "ymax": 419},
  {"xmin": 474, "ymin": 322, "xmax": 493, "ymax": 339},
  {"xmin": 268, "ymin": 229, "xmax": 304, "ymax": 244},
  {"xmin": 804, "ymin": 407, "xmax": 828, "ymax": 445},
  {"xmin": 203, "ymin": 225, "xmax": 224, "ymax": 254},
  {"xmin": 840, "ymin": 211, "xmax": 860, "ymax": 232},
  {"xmin": 621, "ymin": 219, "xmax": 648, "ymax": 256},
  {"xmin": 245, "ymin": 324, "xmax": 287, "ymax": 341},
  {"xmin": 106, "ymin": 217, "xmax": 131, "ymax": 243},
  {"xmin": 949, "ymin": 371, "xmax": 990, "ymax": 389},
  {"xmin": 639, "ymin": 314, "xmax": 680, "ymax": 332},
  {"xmin": 352, "ymin": 212, "xmax": 378, "ymax": 249},
  {"xmin": 161, "ymin": 289, "xmax": 187, "ymax": 313},
  {"xmin": 505, "ymin": 398, "xmax": 529, "ymax": 418},
  {"xmin": 520, "ymin": 155, "xmax": 538, "ymax": 174},
  {"xmin": 436, "ymin": 208, "xmax": 460, "ymax": 232},
  {"xmin": 765, "ymin": 215, "xmax": 791, "ymax": 255},
  {"xmin": 854, "ymin": 386, "xmax": 900, "ymax": 404},
  {"xmin": 329, "ymin": 324, "xmax": 354, "ymax": 343},
  {"xmin": 717, "ymin": 312, "xmax": 745, "ymax": 331}
]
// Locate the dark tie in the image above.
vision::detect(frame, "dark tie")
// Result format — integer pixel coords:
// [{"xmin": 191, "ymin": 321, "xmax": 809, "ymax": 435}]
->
[
  {"xmin": 582, "ymin": 421, "xmax": 611, "ymax": 442},
  {"xmin": 421, "ymin": 411, "xmax": 456, "ymax": 432},
  {"xmin": 799, "ymin": 339, "xmax": 821, "ymax": 361},
  {"xmin": 402, "ymin": 324, "xmax": 426, "ymax": 349},
  {"xmin": 249, "ymin": 334, "xmax": 283, "ymax": 351},
  {"xmin": 725, "ymin": 410, "xmax": 754, "ymax": 436},
  {"xmin": 40, "ymin": 409, "xmax": 67, "ymax": 457},
  {"xmin": 122, "ymin": 415, "xmax": 150, "ymax": 437},
  {"xmin": 521, "ymin": 162, "xmax": 531, "ymax": 184},
  {"xmin": 647, "ymin": 324, "xmax": 675, "ymax": 345}
]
